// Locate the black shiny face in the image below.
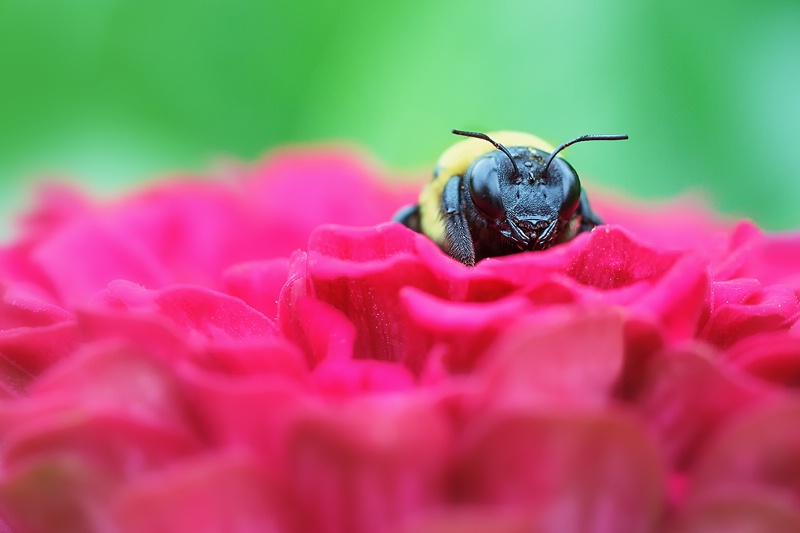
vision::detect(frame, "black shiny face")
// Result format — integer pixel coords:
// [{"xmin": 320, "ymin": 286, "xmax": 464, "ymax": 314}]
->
[{"xmin": 465, "ymin": 146, "xmax": 582, "ymax": 252}]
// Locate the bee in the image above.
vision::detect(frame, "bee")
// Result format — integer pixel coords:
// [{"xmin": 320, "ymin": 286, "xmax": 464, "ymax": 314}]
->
[{"xmin": 394, "ymin": 129, "xmax": 628, "ymax": 266}]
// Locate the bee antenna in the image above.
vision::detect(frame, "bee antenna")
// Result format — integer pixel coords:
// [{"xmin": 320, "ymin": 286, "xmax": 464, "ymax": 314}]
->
[
  {"xmin": 543, "ymin": 134, "xmax": 629, "ymax": 176},
  {"xmin": 452, "ymin": 129, "xmax": 519, "ymax": 177}
]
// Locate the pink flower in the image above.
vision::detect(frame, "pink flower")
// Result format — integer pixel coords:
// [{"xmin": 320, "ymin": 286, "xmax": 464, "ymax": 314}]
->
[{"xmin": 2, "ymin": 146, "xmax": 800, "ymax": 532}]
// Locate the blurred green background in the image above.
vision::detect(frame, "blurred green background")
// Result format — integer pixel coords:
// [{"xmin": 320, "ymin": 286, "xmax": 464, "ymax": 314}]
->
[{"xmin": 1, "ymin": 0, "xmax": 799, "ymax": 237}]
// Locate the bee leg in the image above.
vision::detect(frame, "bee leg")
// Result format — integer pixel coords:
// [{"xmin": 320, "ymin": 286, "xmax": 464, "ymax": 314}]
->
[
  {"xmin": 393, "ymin": 204, "xmax": 421, "ymax": 232},
  {"xmin": 441, "ymin": 176, "xmax": 476, "ymax": 266},
  {"xmin": 577, "ymin": 189, "xmax": 603, "ymax": 233}
]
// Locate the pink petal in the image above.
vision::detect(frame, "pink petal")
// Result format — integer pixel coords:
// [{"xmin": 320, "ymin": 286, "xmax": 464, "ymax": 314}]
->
[
  {"xmin": 615, "ymin": 316, "xmax": 668, "ymax": 399},
  {"xmin": 295, "ymin": 296, "xmax": 357, "ymax": 364},
  {"xmin": 714, "ymin": 221, "xmax": 764, "ymax": 280},
  {"xmin": 112, "ymin": 454, "xmax": 280, "ymax": 533},
  {"xmin": 222, "ymin": 258, "xmax": 290, "ymax": 320},
  {"xmin": 17, "ymin": 183, "xmax": 93, "ymax": 239},
  {"xmin": 0, "ymin": 414, "xmax": 201, "ymax": 532},
  {"xmin": 82, "ymin": 306, "xmax": 303, "ymax": 385},
  {"xmin": 0, "ymin": 244, "xmax": 61, "ymax": 308},
  {"xmin": 0, "ymin": 343, "xmax": 204, "ymax": 474},
  {"xmin": 399, "ymin": 509, "xmax": 535, "ymax": 533},
  {"xmin": 688, "ymin": 398, "xmax": 800, "ymax": 505},
  {"xmin": 708, "ymin": 278, "xmax": 761, "ymax": 309},
  {"xmin": 309, "ymin": 222, "xmax": 427, "ymax": 264},
  {"xmin": 669, "ymin": 492, "xmax": 800, "ymax": 533},
  {"xmin": 1, "ymin": 413, "xmax": 201, "ymax": 480},
  {"xmin": 633, "ymin": 346, "xmax": 778, "ymax": 468},
  {"xmin": 717, "ymin": 221, "xmax": 800, "ymax": 292},
  {"xmin": 311, "ymin": 359, "xmax": 415, "ymax": 397},
  {"xmin": 455, "ymin": 409, "xmax": 665, "ymax": 533},
  {"xmin": 277, "ymin": 251, "xmax": 313, "ymax": 358},
  {"xmin": 26, "ymin": 342, "xmax": 197, "ymax": 436},
  {"xmin": 476, "ymin": 306, "xmax": 625, "ymax": 410},
  {"xmin": 178, "ymin": 363, "xmax": 312, "ymax": 463},
  {"xmin": 0, "ymin": 283, "xmax": 72, "ymax": 329},
  {"xmin": 281, "ymin": 397, "xmax": 452, "ymax": 533},
  {"xmin": 93, "ymin": 280, "xmax": 280, "ymax": 343},
  {"xmin": 277, "ymin": 254, "xmax": 364, "ymax": 367},
  {"xmin": 0, "ymin": 456, "xmax": 112, "ymax": 533},
  {"xmin": 31, "ymin": 218, "xmax": 173, "ymax": 307},
  {"xmin": 0, "ymin": 367, "xmax": 26, "ymax": 399},
  {"xmin": 592, "ymin": 192, "xmax": 732, "ymax": 254},
  {"xmin": 479, "ymin": 228, "xmax": 710, "ymax": 342},
  {"xmin": 516, "ymin": 276, "xmax": 580, "ymax": 305},
  {"xmin": 153, "ymin": 284, "xmax": 280, "ymax": 341},
  {"xmin": 198, "ymin": 339, "xmax": 309, "ymax": 380},
  {"xmin": 724, "ymin": 331, "xmax": 800, "ymax": 385},
  {"xmin": 247, "ymin": 148, "xmax": 419, "ymax": 253},
  {"xmin": 753, "ymin": 233, "xmax": 800, "ymax": 291},
  {"xmin": 77, "ymin": 306, "xmax": 191, "ymax": 364},
  {"xmin": 567, "ymin": 226, "xmax": 680, "ymax": 290},
  {"xmin": 101, "ymin": 181, "xmax": 272, "ymax": 287},
  {"xmin": 700, "ymin": 282, "xmax": 798, "ymax": 348},
  {"xmin": 401, "ymin": 289, "xmax": 534, "ymax": 374},
  {"xmin": 0, "ymin": 321, "xmax": 78, "ymax": 393},
  {"xmin": 625, "ymin": 253, "xmax": 710, "ymax": 343},
  {"xmin": 306, "ymin": 224, "xmax": 454, "ymax": 369}
]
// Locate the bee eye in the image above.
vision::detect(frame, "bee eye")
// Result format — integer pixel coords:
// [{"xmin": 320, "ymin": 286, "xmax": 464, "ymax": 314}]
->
[
  {"xmin": 557, "ymin": 162, "xmax": 582, "ymax": 220},
  {"xmin": 468, "ymin": 156, "xmax": 505, "ymax": 221}
]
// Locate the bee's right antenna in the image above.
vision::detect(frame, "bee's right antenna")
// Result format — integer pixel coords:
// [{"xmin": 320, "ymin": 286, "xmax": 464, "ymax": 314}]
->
[{"xmin": 543, "ymin": 134, "xmax": 629, "ymax": 176}]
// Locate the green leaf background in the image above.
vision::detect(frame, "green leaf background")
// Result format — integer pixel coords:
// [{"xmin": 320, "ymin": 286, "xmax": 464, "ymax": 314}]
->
[{"xmin": 1, "ymin": 0, "xmax": 799, "ymax": 236}]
